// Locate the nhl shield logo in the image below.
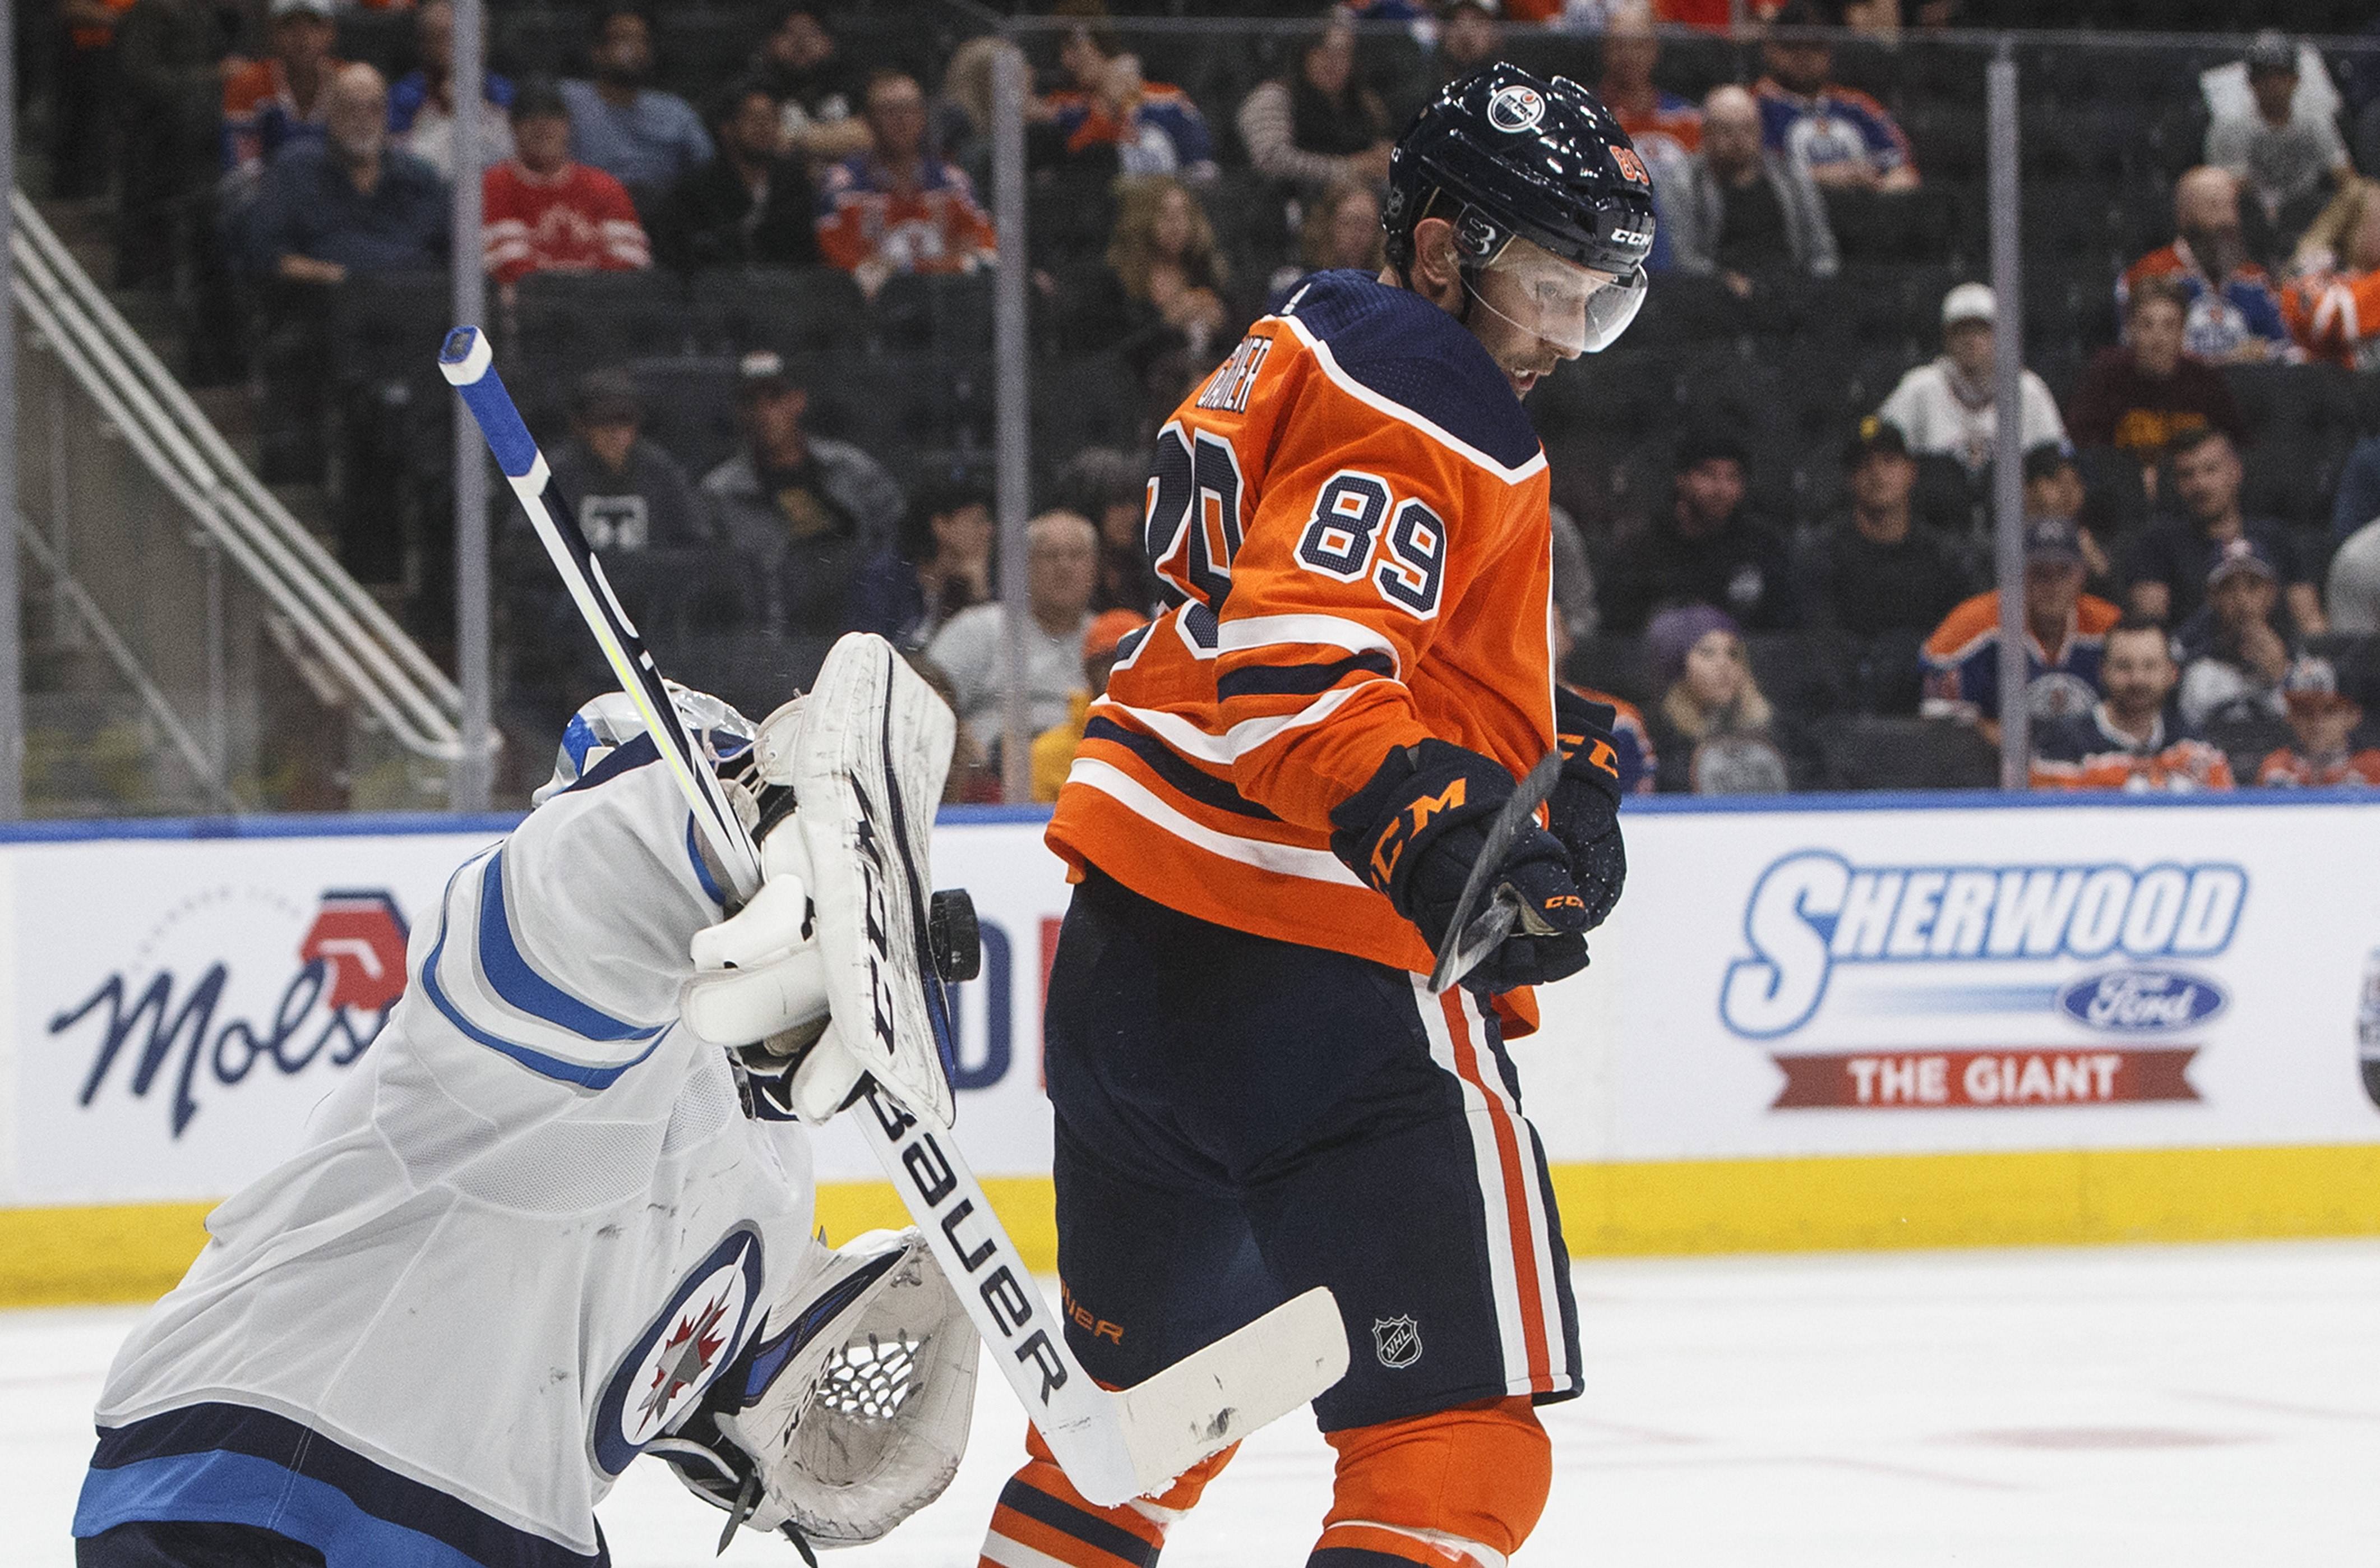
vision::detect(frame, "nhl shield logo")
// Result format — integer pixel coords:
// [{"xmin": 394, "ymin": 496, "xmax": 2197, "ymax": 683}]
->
[{"xmin": 1373, "ymin": 1315, "xmax": 1423, "ymax": 1369}]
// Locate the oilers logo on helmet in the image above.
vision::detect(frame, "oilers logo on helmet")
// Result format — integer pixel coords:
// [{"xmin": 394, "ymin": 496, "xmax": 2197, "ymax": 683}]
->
[{"xmin": 1486, "ymin": 84, "xmax": 1545, "ymax": 132}]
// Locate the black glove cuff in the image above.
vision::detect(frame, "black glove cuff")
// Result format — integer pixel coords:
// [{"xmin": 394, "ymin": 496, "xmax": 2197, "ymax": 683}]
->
[
  {"xmin": 1328, "ymin": 739, "xmax": 1510, "ymax": 919},
  {"xmin": 1554, "ymin": 686, "xmax": 1625, "ymax": 811}
]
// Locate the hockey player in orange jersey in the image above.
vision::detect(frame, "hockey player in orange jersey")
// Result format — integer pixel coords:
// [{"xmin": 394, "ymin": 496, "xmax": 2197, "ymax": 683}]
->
[{"xmin": 979, "ymin": 65, "xmax": 1655, "ymax": 1568}]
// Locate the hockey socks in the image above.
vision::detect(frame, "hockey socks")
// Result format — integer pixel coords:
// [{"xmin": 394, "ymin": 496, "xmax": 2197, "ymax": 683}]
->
[
  {"xmin": 1307, "ymin": 1397, "xmax": 1551, "ymax": 1568},
  {"xmin": 978, "ymin": 1424, "xmax": 1236, "ymax": 1568}
]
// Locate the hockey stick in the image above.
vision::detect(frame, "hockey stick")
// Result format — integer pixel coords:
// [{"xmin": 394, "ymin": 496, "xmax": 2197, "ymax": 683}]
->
[
  {"xmin": 1427, "ymin": 749, "xmax": 1564, "ymax": 995},
  {"xmin": 438, "ymin": 328, "xmax": 1348, "ymax": 1508}
]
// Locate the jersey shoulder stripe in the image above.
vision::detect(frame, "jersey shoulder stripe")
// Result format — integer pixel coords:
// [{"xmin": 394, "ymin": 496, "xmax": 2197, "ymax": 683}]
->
[
  {"xmin": 480, "ymin": 852, "xmax": 668, "ymax": 1045},
  {"xmin": 1273, "ymin": 270, "xmax": 1544, "ymax": 479},
  {"xmin": 1923, "ymin": 591, "xmax": 2003, "ymax": 663}
]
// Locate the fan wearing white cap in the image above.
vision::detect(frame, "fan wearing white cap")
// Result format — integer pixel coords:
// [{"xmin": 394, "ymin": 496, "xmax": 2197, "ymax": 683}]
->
[{"xmin": 1877, "ymin": 282, "xmax": 2068, "ymax": 474}]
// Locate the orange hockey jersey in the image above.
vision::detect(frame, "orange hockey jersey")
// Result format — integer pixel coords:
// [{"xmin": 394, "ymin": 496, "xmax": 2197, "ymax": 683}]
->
[{"xmin": 1046, "ymin": 269, "xmax": 1558, "ymax": 983}]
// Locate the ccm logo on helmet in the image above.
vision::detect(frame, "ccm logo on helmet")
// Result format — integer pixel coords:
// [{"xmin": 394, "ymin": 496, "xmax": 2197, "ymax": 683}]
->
[{"xmin": 1487, "ymin": 84, "xmax": 1545, "ymax": 132}]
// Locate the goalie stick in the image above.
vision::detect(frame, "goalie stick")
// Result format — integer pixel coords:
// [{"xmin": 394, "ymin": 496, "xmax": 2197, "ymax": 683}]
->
[{"xmin": 438, "ymin": 327, "xmax": 1348, "ymax": 1509}]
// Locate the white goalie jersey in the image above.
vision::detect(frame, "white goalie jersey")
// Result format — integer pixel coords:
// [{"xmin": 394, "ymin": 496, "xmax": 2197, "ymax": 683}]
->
[{"xmin": 76, "ymin": 736, "xmax": 826, "ymax": 1566}]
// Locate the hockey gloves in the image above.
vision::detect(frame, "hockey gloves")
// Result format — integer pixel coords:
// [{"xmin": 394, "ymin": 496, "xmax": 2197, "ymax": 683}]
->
[
  {"xmin": 1331, "ymin": 739, "xmax": 1592, "ymax": 991},
  {"xmin": 1550, "ymin": 686, "xmax": 1629, "ymax": 931}
]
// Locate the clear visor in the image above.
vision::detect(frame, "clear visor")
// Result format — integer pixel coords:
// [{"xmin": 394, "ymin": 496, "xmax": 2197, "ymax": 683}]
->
[{"xmin": 1466, "ymin": 236, "xmax": 1648, "ymax": 356}]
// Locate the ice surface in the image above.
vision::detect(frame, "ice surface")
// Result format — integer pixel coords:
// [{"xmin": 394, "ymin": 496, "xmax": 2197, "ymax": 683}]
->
[{"xmin": 8, "ymin": 1240, "xmax": 2377, "ymax": 1565}]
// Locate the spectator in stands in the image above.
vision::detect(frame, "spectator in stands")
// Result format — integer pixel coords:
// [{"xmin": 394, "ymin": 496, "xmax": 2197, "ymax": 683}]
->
[
  {"xmin": 1879, "ymin": 284, "xmax": 2066, "ymax": 475},
  {"xmin": 704, "ymin": 351, "xmax": 907, "ymax": 667},
  {"xmin": 2031, "ymin": 619, "xmax": 2233, "ymax": 792},
  {"xmin": 1060, "ymin": 177, "xmax": 1233, "ymax": 405},
  {"xmin": 1031, "ymin": 609, "xmax": 1148, "ymax": 803},
  {"xmin": 2280, "ymin": 178, "xmax": 2380, "ymax": 371},
  {"xmin": 1644, "ymin": 605, "xmax": 1810, "ymax": 794},
  {"xmin": 561, "ymin": 6, "xmax": 713, "ymax": 206},
  {"xmin": 1923, "ymin": 516, "xmax": 2120, "ymax": 746},
  {"xmin": 482, "ymin": 82, "xmax": 651, "ymax": 289},
  {"xmin": 389, "ymin": 0, "xmax": 513, "ymax": 182},
  {"xmin": 753, "ymin": 2, "xmax": 867, "ymax": 170},
  {"xmin": 2257, "ymin": 660, "xmax": 2380, "ymax": 787},
  {"xmin": 1664, "ymin": 84, "xmax": 1838, "ymax": 292},
  {"xmin": 247, "ymin": 63, "xmax": 449, "ymax": 286},
  {"xmin": 2119, "ymin": 428, "xmax": 2323, "ymax": 635},
  {"xmin": 1797, "ymin": 416, "xmax": 1973, "ymax": 638},
  {"xmin": 549, "ymin": 368, "xmax": 712, "ymax": 559},
  {"xmin": 938, "ymin": 35, "xmax": 1023, "ymax": 195},
  {"xmin": 1043, "ymin": 20, "xmax": 1218, "ymax": 185},
  {"xmin": 2022, "ymin": 443, "xmax": 2119, "ymax": 598},
  {"xmin": 223, "ymin": 0, "xmax": 344, "ymax": 198},
  {"xmin": 927, "ymin": 510, "xmax": 1102, "ymax": 754},
  {"xmin": 1597, "ymin": 3, "xmax": 1700, "ymax": 176},
  {"xmin": 2119, "ymin": 167, "xmax": 2291, "ymax": 362},
  {"xmin": 1431, "ymin": 1, "xmax": 1504, "ymax": 97},
  {"xmin": 2205, "ymin": 31, "xmax": 2351, "ymax": 251},
  {"xmin": 846, "ymin": 472, "xmax": 995, "ymax": 652},
  {"xmin": 1272, "ymin": 174, "xmax": 1385, "ymax": 299},
  {"xmin": 2176, "ymin": 536, "xmax": 2316, "ymax": 736},
  {"xmin": 1236, "ymin": 12, "xmax": 1394, "ymax": 199},
  {"xmin": 1052, "ymin": 446, "xmax": 1162, "ymax": 616},
  {"xmin": 817, "ymin": 68, "xmax": 998, "ymax": 301},
  {"xmin": 2331, "ymin": 514, "xmax": 2380, "ymax": 634},
  {"xmin": 116, "ymin": 0, "xmax": 242, "ymax": 290},
  {"xmin": 2066, "ymin": 273, "xmax": 2244, "ymax": 499},
  {"xmin": 1754, "ymin": 0, "xmax": 1916, "ymax": 193},
  {"xmin": 1601, "ymin": 426, "xmax": 1800, "ymax": 633},
  {"xmin": 50, "ymin": 0, "xmax": 132, "ymax": 199},
  {"xmin": 651, "ymin": 80, "xmax": 819, "ymax": 274}
]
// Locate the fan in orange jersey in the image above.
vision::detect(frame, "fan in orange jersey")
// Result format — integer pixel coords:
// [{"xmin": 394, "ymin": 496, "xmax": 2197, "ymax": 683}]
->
[{"xmin": 978, "ymin": 64, "xmax": 1655, "ymax": 1568}]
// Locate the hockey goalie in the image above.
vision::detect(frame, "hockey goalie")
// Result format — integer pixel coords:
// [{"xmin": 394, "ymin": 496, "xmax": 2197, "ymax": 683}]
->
[{"xmin": 71, "ymin": 637, "xmax": 980, "ymax": 1567}]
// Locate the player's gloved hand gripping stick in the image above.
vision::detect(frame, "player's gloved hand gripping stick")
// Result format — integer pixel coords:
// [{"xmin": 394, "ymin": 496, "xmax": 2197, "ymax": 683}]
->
[{"xmin": 440, "ymin": 327, "xmax": 1348, "ymax": 1508}]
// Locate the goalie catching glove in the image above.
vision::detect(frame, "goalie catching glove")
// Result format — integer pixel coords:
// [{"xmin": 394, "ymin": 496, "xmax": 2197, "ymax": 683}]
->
[
  {"xmin": 650, "ymin": 1227, "xmax": 979, "ymax": 1556},
  {"xmin": 1329, "ymin": 739, "xmax": 1593, "ymax": 991}
]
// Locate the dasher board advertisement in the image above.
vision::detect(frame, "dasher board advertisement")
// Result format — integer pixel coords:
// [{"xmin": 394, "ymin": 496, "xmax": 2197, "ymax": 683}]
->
[
  {"xmin": 6, "ymin": 796, "xmax": 2380, "ymax": 1209},
  {"xmin": 1556, "ymin": 795, "xmax": 2380, "ymax": 1163}
]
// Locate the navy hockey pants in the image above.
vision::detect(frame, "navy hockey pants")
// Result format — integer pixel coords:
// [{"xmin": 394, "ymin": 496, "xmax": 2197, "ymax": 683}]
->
[{"xmin": 1044, "ymin": 868, "xmax": 1582, "ymax": 1431}]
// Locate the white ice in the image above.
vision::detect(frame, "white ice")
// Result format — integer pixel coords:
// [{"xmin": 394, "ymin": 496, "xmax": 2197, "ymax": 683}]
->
[{"xmin": 7, "ymin": 1240, "xmax": 2376, "ymax": 1565}]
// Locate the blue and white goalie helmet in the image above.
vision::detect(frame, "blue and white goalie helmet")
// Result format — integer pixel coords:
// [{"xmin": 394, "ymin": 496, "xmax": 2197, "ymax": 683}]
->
[{"xmin": 533, "ymin": 686, "xmax": 760, "ymax": 806}]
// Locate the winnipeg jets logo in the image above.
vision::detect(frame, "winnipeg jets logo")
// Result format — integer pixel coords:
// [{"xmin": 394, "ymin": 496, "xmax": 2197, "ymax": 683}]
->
[
  {"xmin": 1487, "ymin": 85, "xmax": 1545, "ymax": 133},
  {"xmin": 1373, "ymin": 1315, "xmax": 1423, "ymax": 1369},
  {"xmin": 635, "ymin": 1290, "xmax": 735, "ymax": 1432},
  {"xmin": 591, "ymin": 1229, "xmax": 765, "ymax": 1474}
]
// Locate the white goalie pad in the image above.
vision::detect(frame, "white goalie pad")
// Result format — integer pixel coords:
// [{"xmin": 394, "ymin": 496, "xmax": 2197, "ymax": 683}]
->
[
  {"xmin": 760, "ymin": 634, "xmax": 960, "ymax": 1129},
  {"xmin": 659, "ymin": 1228, "xmax": 979, "ymax": 1548}
]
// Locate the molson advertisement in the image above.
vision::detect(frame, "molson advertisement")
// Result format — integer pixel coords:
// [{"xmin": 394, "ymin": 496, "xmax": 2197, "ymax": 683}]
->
[{"xmin": 1540, "ymin": 797, "xmax": 2380, "ymax": 1164}]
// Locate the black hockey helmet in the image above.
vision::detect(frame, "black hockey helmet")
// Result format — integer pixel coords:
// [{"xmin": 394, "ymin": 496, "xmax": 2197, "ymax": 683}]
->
[{"xmin": 1385, "ymin": 62, "xmax": 1656, "ymax": 352}]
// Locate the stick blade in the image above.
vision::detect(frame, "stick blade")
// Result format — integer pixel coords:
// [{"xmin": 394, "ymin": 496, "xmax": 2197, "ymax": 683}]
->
[{"xmin": 1083, "ymin": 1286, "xmax": 1346, "ymax": 1505}]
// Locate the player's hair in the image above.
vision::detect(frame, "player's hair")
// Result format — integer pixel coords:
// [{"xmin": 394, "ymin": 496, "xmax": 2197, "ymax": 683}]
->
[
  {"xmin": 1106, "ymin": 177, "xmax": 1227, "ymax": 302},
  {"xmin": 2123, "ymin": 273, "xmax": 2191, "ymax": 321}
]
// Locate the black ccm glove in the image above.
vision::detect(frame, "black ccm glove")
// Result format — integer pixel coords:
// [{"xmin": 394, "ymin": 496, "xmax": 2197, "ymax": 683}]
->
[
  {"xmin": 1330, "ymin": 739, "xmax": 1592, "ymax": 991},
  {"xmin": 1550, "ymin": 686, "xmax": 1628, "ymax": 930}
]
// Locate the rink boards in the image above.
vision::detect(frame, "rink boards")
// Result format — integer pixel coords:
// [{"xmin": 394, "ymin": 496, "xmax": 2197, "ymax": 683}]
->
[{"xmin": 3, "ymin": 793, "xmax": 2378, "ymax": 1304}]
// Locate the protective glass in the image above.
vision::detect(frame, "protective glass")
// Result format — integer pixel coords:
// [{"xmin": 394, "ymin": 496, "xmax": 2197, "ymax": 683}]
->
[{"xmin": 1467, "ymin": 236, "xmax": 1648, "ymax": 354}]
